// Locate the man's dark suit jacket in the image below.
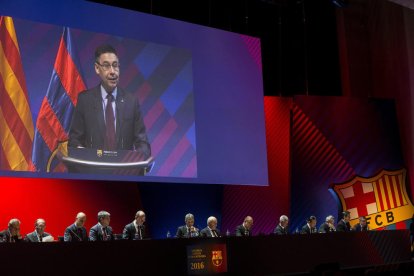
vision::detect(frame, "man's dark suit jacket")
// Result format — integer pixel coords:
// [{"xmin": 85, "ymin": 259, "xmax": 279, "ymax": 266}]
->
[
  {"xmin": 89, "ymin": 223, "xmax": 114, "ymax": 241},
  {"xmin": 122, "ymin": 222, "xmax": 148, "ymax": 240},
  {"xmin": 273, "ymin": 224, "xmax": 288, "ymax": 235},
  {"xmin": 176, "ymin": 225, "xmax": 199, "ymax": 238},
  {"xmin": 353, "ymin": 224, "xmax": 368, "ymax": 232},
  {"xmin": 199, "ymin": 227, "xmax": 221, "ymax": 238},
  {"xmin": 69, "ymin": 85, "xmax": 151, "ymax": 157},
  {"xmin": 235, "ymin": 224, "xmax": 251, "ymax": 237},
  {"xmin": 25, "ymin": 231, "xmax": 51, "ymax": 242},
  {"xmin": 318, "ymin": 223, "xmax": 335, "ymax": 233},
  {"xmin": 336, "ymin": 220, "xmax": 351, "ymax": 232},
  {"xmin": 64, "ymin": 224, "xmax": 88, "ymax": 242},
  {"xmin": 300, "ymin": 224, "xmax": 317, "ymax": 234},
  {"xmin": 0, "ymin": 230, "xmax": 23, "ymax": 242}
]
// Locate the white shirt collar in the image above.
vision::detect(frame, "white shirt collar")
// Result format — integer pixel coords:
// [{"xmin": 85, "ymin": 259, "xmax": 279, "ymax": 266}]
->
[{"xmin": 101, "ymin": 85, "xmax": 117, "ymax": 101}]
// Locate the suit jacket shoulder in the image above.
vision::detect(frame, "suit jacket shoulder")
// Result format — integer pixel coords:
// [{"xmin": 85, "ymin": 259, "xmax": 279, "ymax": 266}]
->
[
  {"xmin": 89, "ymin": 224, "xmax": 101, "ymax": 241},
  {"xmin": 300, "ymin": 224, "xmax": 311, "ymax": 234},
  {"xmin": 25, "ymin": 231, "xmax": 37, "ymax": 242},
  {"xmin": 235, "ymin": 225, "xmax": 248, "ymax": 236},
  {"xmin": 274, "ymin": 224, "xmax": 288, "ymax": 235},
  {"xmin": 64, "ymin": 224, "xmax": 87, "ymax": 242},
  {"xmin": 89, "ymin": 224, "xmax": 113, "ymax": 241},
  {"xmin": 176, "ymin": 225, "xmax": 187, "ymax": 238},
  {"xmin": 200, "ymin": 227, "xmax": 211, "ymax": 238},
  {"xmin": 122, "ymin": 222, "xmax": 135, "ymax": 240},
  {"xmin": 337, "ymin": 220, "xmax": 350, "ymax": 232}
]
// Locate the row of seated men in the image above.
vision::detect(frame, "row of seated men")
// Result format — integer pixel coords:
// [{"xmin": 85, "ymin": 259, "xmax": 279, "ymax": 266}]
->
[
  {"xmin": 0, "ymin": 210, "xmax": 367, "ymax": 243},
  {"xmin": 175, "ymin": 211, "xmax": 369, "ymax": 238},
  {"xmin": 0, "ymin": 211, "xmax": 146, "ymax": 243}
]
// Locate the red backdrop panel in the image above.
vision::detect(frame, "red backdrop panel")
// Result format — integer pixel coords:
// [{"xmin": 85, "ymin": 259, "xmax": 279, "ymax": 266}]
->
[
  {"xmin": 0, "ymin": 177, "xmax": 142, "ymax": 238},
  {"xmin": 337, "ymin": 0, "xmax": 414, "ymax": 199}
]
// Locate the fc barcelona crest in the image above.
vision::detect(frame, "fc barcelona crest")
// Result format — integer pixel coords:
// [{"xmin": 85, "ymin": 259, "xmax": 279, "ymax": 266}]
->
[
  {"xmin": 331, "ymin": 169, "xmax": 414, "ymax": 230},
  {"xmin": 211, "ymin": 250, "xmax": 223, "ymax": 267},
  {"xmin": 97, "ymin": 149, "xmax": 103, "ymax": 158}
]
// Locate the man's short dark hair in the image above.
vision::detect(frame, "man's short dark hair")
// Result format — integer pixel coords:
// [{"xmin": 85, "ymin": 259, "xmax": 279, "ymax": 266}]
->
[{"xmin": 95, "ymin": 44, "xmax": 117, "ymax": 62}]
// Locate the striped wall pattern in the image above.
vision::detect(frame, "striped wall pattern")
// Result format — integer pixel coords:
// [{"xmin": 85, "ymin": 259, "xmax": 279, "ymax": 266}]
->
[
  {"xmin": 240, "ymin": 34, "xmax": 262, "ymax": 73},
  {"xmin": 290, "ymin": 101, "xmax": 355, "ymax": 231},
  {"xmin": 291, "ymin": 96, "xmax": 406, "ymax": 232},
  {"xmin": 0, "ymin": 16, "xmax": 34, "ymax": 171}
]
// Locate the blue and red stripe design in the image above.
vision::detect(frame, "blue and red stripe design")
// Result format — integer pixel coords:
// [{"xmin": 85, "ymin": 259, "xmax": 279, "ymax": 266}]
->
[{"xmin": 32, "ymin": 27, "xmax": 86, "ymax": 172}]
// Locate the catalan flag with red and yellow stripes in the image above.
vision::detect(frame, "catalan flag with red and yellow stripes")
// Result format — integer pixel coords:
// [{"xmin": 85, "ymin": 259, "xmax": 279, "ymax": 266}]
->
[{"xmin": 0, "ymin": 16, "xmax": 34, "ymax": 171}]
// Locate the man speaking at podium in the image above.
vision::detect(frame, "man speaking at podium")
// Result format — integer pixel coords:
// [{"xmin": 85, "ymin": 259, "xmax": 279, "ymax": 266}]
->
[{"xmin": 69, "ymin": 44, "xmax": 151, "ymax": 158}]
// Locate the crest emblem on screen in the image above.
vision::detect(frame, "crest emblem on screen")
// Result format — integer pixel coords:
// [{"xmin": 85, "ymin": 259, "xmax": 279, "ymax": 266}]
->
[
  {"xmin": 211, "ymin": 250, "xmax": 223, "ymax": 267},
  {"xmin": 97, "ymin": 150, "xmax": 103, "ymax": 158},
  {"xmin": 331, "ymin": 169, "xmax": 414, "ymax": 230}
]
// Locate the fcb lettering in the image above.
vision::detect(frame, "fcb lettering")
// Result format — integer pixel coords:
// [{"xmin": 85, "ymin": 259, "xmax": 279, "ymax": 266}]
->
[{"xmin": 331, "ymin": 169, "xmax": 414, "ymax": 230}]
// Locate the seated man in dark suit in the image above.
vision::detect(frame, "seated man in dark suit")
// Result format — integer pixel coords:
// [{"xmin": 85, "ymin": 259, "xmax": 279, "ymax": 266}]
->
[
  {"xmin": 273, "ymin": 215, "xmax": 289, "ymax": 235},
  {"xmin": 200, "ymin": 216, "xmax": 221, "ymax": 238},
  {"xmin": 353, "ymin": 216, "xmax": 369, "ymax": 231},
  {"xmin": 235, "ymin": 216, "xmax": 254, "ymax": 237},
  {"xmin": 89, "ymin": 211, "xmax": 114, "ymax": 241},
  {"xmin": 0, "ymin": 218, "xmax": 23, "ymax": 242},
  {"xmin": 300, "ymin": 216, "xmax": 317, "ymax": 234},
  {"xmin": 336, "ymin": 211, "xmax": 351, "ymax": 232},
  {"xmin": 25, "ymin": 218, "xmax": 53, "ymax": 242},
  {"xmin": 176, "ymin": 213, "xmax": 199, "ymax": 238},
  {"xmin": 318, "ymin": 215, "xmax": 336, "ymax": 233},
  {"xmin": 122, "ymin": 210, "xmax": 148, "ymax": 240},
  {"xmin": 64, "ymin": 212, "xmax": 88, "ymax": 242}
]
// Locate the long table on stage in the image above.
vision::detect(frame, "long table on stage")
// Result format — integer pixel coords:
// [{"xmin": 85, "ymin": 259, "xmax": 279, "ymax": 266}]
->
[{"xmin": 0, "ymin": 230, "xmax": 411, "ymax": 275}]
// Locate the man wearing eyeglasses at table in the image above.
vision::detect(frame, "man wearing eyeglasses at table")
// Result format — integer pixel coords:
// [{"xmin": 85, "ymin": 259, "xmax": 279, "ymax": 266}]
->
[{"xmin": 69, "ymin": 44, "xmax": 151, "ymax": 159}]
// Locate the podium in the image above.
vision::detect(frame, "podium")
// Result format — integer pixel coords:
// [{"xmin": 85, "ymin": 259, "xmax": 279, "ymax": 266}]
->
[{"xmin": 61, "ymin": 147, "xmax": 154, "ymax": 176}]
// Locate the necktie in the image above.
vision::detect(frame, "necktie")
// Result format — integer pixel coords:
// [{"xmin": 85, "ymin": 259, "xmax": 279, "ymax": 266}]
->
[
  {"xmin": 104, "ymin": 93, "xmax": 116, "ymax": 150},
  {"xmin": 212, "ymin": 230, "xmax": 217, "ymax": 237},
  {"xmin": 136, "ymin": 227, "xmax": 142, "ymax": 240},
  {"xmin": 78, "ymin": 228, "xmax": 83, "ymax": 241},
  {"xmin": 103, "ymin": 227, "xmax": 108, "ymax": 241}
]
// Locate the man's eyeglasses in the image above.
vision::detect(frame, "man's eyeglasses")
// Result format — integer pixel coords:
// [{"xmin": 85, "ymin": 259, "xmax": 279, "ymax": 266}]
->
[{"xmin": 96, "ymin": 62, "xmax": 120, "ymax": 71}]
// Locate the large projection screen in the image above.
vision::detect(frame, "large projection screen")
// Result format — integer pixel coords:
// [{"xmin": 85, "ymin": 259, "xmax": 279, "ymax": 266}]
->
[{"xmin": 0, "ymin": 0, "xmax": 268, "ymax": 185}]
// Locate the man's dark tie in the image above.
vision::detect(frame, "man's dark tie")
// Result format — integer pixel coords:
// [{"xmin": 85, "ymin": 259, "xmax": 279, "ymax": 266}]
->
[
  {"xmin": 136, "ymin": 226, "xmax": 142, "ymax": 240},
  {"xmin": 212, "ymin": 230, "xmax": 217, "ymax": 237},
  {"xmin": 103, "ymin": 227, "xmax": 108, "ymax": 241},
  {"xmin": 104, "ymin": 93, "xmax": 116, "ymax": 150},
  {"xmin": 77, "ymin": 228, "xmax": 83, "ymax": 241}
]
